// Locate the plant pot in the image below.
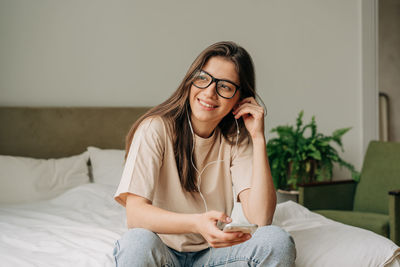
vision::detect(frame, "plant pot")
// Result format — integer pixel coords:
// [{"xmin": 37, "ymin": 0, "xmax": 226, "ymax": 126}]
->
[{"xmin": 276, "ymin": 189, "xmax": 299, "ymax": 203}]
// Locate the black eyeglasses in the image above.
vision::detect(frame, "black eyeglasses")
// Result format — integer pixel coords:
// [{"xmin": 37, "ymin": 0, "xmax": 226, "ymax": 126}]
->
[{"xmin": 192, "ymin": 70, "xmax": 240, "ymax": 99}]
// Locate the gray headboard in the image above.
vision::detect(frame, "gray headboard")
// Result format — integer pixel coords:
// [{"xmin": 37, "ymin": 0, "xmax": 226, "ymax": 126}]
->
[{"xmin": 0, "ymin": 107, "xmax": 150, "ymax": 158}]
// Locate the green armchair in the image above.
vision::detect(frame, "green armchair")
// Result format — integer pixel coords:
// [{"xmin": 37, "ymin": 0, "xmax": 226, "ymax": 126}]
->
[{"xmin": 298, "ymin": 141, "xmax": 400, "ymax": 245}]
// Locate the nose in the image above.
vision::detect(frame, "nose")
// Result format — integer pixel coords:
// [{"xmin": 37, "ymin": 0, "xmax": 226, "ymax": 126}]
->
[{"xmin": 203, "ymin": 81, "xmax": 218, "ymax": 98}]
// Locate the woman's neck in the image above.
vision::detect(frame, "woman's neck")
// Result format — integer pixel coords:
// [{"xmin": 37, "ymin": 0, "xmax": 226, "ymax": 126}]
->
[{"xmin": 190, "ymin": 117, "xmax": 218, "ymax": 138}]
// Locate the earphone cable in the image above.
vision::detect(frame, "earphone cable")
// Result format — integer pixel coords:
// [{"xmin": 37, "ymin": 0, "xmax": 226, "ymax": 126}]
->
[{"xmin": 186, "ymin": 111, "xmax": 240, "ymax": 267}]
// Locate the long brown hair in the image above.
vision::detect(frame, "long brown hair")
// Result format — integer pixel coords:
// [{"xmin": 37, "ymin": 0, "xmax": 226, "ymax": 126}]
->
[{"xmin": 125, "ymin": 41, "xmax": 256, "ymax": 192}]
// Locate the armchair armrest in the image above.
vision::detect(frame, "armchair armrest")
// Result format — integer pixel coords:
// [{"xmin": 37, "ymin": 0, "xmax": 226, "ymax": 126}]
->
[
  {"xmin": 298, "ymin": 180, "xmax": 357, "ymax": 211},
  {"xmin": 389, "ymin": 191, "xmax": 400, "ymax": 245},
  {"xmin": 389, "ymin": 190, "xmax": 400, "ymax": 196}
]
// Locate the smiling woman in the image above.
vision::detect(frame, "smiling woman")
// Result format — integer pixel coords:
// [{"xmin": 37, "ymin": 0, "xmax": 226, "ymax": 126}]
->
[
  {"xmin": 189, "ymin": 57, "xmax": 241, "ymax": 138},
  {"xmin": 113, "ymin": 41, "xmax": 296, "ymax": 266}
]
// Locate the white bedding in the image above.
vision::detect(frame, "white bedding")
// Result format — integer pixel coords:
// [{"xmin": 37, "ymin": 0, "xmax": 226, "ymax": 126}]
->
[
  {"xmin": 0, "ymin": 183, "xmax": 125, "ymax": 267},
  {"xmin": 1, "ymin": 184, "xmax": 399, "ymax": 267},
  {"xmin": 272, "ymin": 201, "xmax": 400, "ymax": 267}
]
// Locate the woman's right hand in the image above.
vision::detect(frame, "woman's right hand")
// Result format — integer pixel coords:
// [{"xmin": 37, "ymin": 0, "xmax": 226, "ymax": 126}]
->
[{"xmin": 194, "ymin": 210, "xmax": 251, "ymax": 248}]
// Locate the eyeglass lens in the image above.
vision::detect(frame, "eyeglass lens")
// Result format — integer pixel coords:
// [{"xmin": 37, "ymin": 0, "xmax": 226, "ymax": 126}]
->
[{"xmin": 192, "ymin": 71, "xmax": 237, "ymax": 98}]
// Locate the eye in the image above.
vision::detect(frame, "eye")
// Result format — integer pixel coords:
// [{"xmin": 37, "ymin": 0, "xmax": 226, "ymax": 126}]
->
[
  {"xmin": 193, "ymin": 71, "xmax": 211, "ymax": 88},
  {"xmin": 198, "ymin": 74, "xmax": 207, "ymax": 80},
  {"xmin": 218, "ymin": 83, "xmax": 233, "ymax": 91}
]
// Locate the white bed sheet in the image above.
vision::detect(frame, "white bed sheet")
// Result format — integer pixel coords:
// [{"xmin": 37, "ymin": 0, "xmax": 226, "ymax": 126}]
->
[
  {"xmin": 1, "ymin": 184, "xmax": 399, "ymax": 267},
  {"xmin": 232, "ymin": 200, "xmax": 400, "ymax": 267},
  {"xmin": 272, "ymin": 201, "xmax": 400, "ymax": 267},
  {"xmin": 0, "ymin": 183, "xmax": 125, "ymax": 267}
]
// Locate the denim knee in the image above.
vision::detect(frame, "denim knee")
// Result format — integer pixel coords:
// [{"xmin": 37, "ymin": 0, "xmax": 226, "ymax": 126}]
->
[
  {"xmin": 253, "ymin": 225, "xmax": 296, "ymax": 266},
  {"xmin": 119, "ymin": 228, "xmax": 161, "ymax": 248},
  {"xmin": 114, "ymin": 228, "xmax": 171, "ymax": 267}
]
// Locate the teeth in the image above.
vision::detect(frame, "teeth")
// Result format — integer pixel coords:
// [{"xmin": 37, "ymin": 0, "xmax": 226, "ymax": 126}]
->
[{"xmin": 199, "ymin": 99, "xmax": 216, "ymax": 108}]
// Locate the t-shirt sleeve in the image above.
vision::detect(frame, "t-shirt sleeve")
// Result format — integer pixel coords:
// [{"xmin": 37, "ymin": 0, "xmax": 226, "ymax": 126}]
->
[
  {"xmin": 114, "ymin": 117, "xmax": 165, "ymax": 207},
  {"xmin": 230, "ymin": 137, "xmax": 253, "ymax": 202}
]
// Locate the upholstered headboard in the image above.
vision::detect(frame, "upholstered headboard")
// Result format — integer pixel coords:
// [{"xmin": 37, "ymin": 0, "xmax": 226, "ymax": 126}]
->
[{"xmin": 0, "ymin": 107, "xmax": 150, "ymax": 158}]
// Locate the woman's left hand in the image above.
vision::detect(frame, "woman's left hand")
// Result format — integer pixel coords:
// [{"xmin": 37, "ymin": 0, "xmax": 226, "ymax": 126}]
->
[{"xmin": 232, "ymin": 97, "xmax": 265, "ymax": 140}]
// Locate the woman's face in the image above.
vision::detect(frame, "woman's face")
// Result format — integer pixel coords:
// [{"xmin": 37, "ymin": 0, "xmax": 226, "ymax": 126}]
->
[{"xmin": 189, "ymin": 56, "xmax": 240, "ymax": 135}]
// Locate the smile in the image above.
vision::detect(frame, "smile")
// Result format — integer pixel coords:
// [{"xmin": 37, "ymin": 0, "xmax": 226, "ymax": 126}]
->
[{"xmin": 198, "ymin": 98, "xmax": 218, "ymax": 109}]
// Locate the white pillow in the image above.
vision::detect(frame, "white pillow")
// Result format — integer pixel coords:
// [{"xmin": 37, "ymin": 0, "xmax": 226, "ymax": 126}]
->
[
  {"xmin": 87, "ymin": 146, "xmax": 125, "ymax": 186},
  {"xmin": 0, "ymin": 152, "xmax": 90, "ymax": 204}
]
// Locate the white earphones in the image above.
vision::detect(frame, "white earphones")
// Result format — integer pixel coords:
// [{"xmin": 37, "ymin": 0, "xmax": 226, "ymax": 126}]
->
[
  {"xmin": 186, "ymin": 110, "xmax": 240, "ymax": 267},
  {"xmin": 186, "ymin": 110, "xmax": 240, "ymax": 213}
]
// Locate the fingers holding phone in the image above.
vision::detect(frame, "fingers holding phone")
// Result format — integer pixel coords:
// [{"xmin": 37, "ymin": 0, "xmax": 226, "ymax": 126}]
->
[
  {"xmin": 195, "ymin": 211, "xmax": 253, "ymax": 248},
  {"xmin": 223, "ymin": 223, "xmax": 258, "ymax": 235}
]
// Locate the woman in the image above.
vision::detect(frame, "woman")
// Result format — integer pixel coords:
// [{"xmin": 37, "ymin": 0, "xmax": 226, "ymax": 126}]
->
[{"xmin": 113, "ymin": 41, "xmax": 296, "ymax": 266}]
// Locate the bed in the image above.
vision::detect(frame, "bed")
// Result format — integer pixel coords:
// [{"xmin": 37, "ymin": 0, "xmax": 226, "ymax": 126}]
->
[{"xmin": 0, "ymin": 107, "xmax": 399, "ymax": 267}]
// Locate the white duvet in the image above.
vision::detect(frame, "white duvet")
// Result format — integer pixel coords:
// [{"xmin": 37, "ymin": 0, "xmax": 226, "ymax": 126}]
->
[
  {"xmin": 0, "ymin": 183, "xmax": 399, "ymax": 267},
  {"xmin": 0, "ymin": 184, "xmax": 124, "ymax": 267}
]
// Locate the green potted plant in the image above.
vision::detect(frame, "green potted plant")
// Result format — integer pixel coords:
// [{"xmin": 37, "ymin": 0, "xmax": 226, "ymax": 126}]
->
[{"xmin": 267, "ymin": 111, "xmax": 360, "ymax": 200}]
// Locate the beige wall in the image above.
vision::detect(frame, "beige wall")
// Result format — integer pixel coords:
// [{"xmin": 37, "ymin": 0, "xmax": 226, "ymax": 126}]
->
[
  {"xmin": 379, "ymin": 0, "xmax": 400, "ymax": 142},
  {"xmin": 0, "ymin": 0, "xmax": 378, "ymax": 179}
]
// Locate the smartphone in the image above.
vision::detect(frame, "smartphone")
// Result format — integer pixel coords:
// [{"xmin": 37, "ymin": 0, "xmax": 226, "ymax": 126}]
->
[{"xmin": 223, "ymin": 223, "xmax": 258, "ymax": 234}]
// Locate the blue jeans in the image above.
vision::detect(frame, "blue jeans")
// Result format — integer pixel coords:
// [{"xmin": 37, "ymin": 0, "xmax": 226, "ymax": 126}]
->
[{"xmin": 113, "ymin": 225, "xmax": 296, "ymax": 266}]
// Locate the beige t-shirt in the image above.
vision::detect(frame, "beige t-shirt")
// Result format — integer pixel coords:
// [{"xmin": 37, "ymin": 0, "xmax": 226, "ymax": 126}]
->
[{"xmin": 114, "ymin": 116, "xmax": 253, "ymax": 252}]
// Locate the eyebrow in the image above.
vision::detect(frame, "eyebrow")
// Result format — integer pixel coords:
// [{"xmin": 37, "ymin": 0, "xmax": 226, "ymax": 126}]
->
[{"xmin": 201, "ymin": 69, "xmax": 240, "ymax": 87}]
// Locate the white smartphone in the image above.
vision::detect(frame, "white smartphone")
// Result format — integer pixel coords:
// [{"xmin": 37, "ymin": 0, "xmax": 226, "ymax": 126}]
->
[{"xmin": 223, "ymin": 223, "xmax": 258, "ymax": 234}]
